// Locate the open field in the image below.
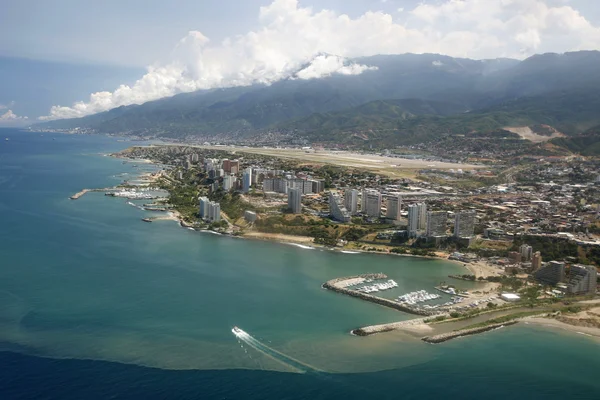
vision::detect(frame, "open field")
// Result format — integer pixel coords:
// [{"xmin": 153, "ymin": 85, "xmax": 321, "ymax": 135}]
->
[
  {"xmin": 504, "ymin": 126, "xmax": 565, "ymax": 143},
  {"xmin": 197, "ymin": 145, "xmax": 482, "ymax": 177}
]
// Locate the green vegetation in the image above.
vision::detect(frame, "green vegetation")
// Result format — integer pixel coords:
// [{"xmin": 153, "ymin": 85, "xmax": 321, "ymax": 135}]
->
[
  {"xmin": 460, "ymin": 310, "xmax": 546, "ymax": 330},
  {"xmin": 209, "ymin": 189, "xmax": 257, "ymax": 220}
]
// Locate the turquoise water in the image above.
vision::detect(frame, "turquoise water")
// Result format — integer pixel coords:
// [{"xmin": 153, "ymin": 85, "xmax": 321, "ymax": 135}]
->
[{"xmin": 0, "ymin": 129, "xmax": 599, "ymax": 398}]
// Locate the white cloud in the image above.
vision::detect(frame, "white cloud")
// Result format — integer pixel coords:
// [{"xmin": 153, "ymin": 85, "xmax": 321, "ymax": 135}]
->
[
  {"xmin": 0, "ymin": 101, "xmax": 16, "ymax": 110},
  {"xmin": 293, "ymin": 54, "xmax": 377, "ymax": 79},
  {"xmin": 40, "ymin": 0, "xmax": 600, "ymax": 121},
  {"xmin": 0, "ymin": 110, "xmax": 28, "ymax": 122}
]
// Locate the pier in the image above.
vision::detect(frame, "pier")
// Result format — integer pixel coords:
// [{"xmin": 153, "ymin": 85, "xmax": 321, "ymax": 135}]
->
[
  {"xmin": 322, "ymin": 274, "xmax": 438, "ymax": 317},
  {"xmin": 70, "ymin": 188, "xmax": 112, "ymax": 200},
  {"xmin": 352, "ymin": 316, "xmax": 436, "ymax": 336}
]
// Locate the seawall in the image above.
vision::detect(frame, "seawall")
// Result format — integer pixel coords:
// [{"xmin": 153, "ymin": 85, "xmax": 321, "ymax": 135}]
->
[
  {"xmin": 323, "ymin": 274, "xmax": 437, "ymax": 318},
  {"xmin": 421, "ymin": 321, "xmax": 518, "ymax": 343}
]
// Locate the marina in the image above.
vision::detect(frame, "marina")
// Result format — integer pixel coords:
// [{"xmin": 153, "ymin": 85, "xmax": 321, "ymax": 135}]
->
[
  {"xmin": 396, "ymin": 290, "xmax": 441, "ymax": 305},
  {"xmin": 353, "ymin": 279, "xmax": 398, "ymax": 293}
]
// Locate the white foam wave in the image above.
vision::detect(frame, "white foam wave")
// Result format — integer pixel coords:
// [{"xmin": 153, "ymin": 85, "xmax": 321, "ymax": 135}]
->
[{"xmin": 287, "ymin": 243, "xmax": 314, "ymax": 250}]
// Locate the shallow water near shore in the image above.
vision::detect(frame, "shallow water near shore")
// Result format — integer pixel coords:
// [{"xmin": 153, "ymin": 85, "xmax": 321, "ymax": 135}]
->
[{"xmin": 1, "ymin": 129, "xmax": 599, "ymax": 398}]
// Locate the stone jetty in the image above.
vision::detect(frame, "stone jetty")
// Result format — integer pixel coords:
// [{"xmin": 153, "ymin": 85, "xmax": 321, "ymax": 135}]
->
[
  {"xmin": 421, "ymin": 321, "xmax": 518, "ymax": 343},
  {"xmin": 352, "ymin": 316, "xmax": 436, "ymax": 336},
  {"xmin": 323, "ymin": 274, "xmax": 438, "ymax": 317},
  {"xmin": 70, "ymin": 187, "xmax": 112, "ymax": 200}
]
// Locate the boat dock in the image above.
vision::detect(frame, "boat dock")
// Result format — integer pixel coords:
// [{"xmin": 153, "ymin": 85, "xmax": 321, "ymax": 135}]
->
[{"xmin": 322, "ymin": 274, "xmax": 438, "ymax": 317}]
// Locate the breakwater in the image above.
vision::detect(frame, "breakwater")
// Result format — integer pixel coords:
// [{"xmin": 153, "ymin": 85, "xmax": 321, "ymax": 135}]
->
[
  {"xmin": 352, "ymin": 317, "xmax": 435, "ymax": 336},
  {"xmin": 70, "ymin": 188, "xmax": 113, "ymax": 200},
  {"xmin": 323, "ymin": 274, "xmax": 437, "ymax": 317},
  {"xmin": 421, "ymin": 321, "xmax": 518, "ymax": 343}
]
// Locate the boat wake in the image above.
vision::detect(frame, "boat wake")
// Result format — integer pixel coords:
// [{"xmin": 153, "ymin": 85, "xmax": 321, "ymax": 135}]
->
[
  {"xmin": 231, "ymin": 327, "xmax": 320, "ymax": 374},
  {"xmin": 286, "ymin": 243, "xmax": 314, "ymax": 250}
]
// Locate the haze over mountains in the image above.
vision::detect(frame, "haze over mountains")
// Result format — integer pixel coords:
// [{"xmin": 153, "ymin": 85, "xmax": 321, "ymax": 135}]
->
[{"xmin": 35, "ymin": 50, "xmax": 600, "ymax": 150}]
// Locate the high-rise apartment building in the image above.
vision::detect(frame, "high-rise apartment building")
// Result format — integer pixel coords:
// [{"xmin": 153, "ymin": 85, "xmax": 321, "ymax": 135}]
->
[
  {"xmin": 532, "ymin": 251, "xmax": 542, "ymax": 270},
  {"xmin": 330, "ymin": 192, "xmax": 351, "ymax": 222},
  {"xmin": 426, "ymin": 211, "xmax": 447, "ymax": 237},
  {"xmin": 567, "ymin": 265, "xmax": 598, "ymax": 295},
  {"xmin": 520, "ymin": 244, "xmax": 533, "ymax": 262},
  {"xmin": 223, "ymin": 175, "xmax": 235, "ymax": 191},
  {"xmin": 408, "ymin": 203, "xmax": 427, "ymax": 237},
  {"xmin": 243, "ymin": 168, "xmax": 252, "ymax": 193},
  {"xmin": 199, "ymin": 196, "xmax": 221, "ymax": 222},
  {"xmin": 362, "ymin": 189, "xmax": 382, "ymax": 218},
  {"xmin": 534, "ymin": 261, "xmax": 565, "ymax": 286},
  {"xmin": 454, "ymin": 211, "xmax": 476, "ymax": 238},
  {"xmin": 288, "ymin": 188, "xmax": 302, "ymax": 214},
  {"xmin": 344, "ymin": 189, "xmax": 359, "ymax": 215},
  {"xmin": 386, "ymin": 195, "xmax": 402, "ymax": 221}
]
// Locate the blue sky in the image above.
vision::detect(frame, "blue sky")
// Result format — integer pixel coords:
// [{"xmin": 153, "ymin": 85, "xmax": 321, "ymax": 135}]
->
[{"xmin": 1, "ymin": 0, "xmax": 599, "ymax": 123}]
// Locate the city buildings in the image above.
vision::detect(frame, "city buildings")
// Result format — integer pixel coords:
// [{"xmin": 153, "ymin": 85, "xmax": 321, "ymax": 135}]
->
[
  {"xmin": 288, "ymin": 188, "xmax": 302, "ymax": 214},
  {"xmin": 362, "ymin": 189, "xmax": 382, "ymax": 218},
  {"xmin": 199, "ymin": 196, "xmax": 221, "ymax": 223},
  {"xmin": 508, "ymin": 251, "xmax": 522, "ymax": 264},
  {"xmin": 532, "ymin": 251, "xmax": 542, "ymax": 270},
  {"xmin": 287, "ymin": 179, "xmax": 314, "ymax": 195},
  {"xmin": 386, "ymin": 195, "xmax": 402, "ymax": 221},
  {"xmin": 223, "ymin": 175, "xmax": 235, "ymax": 191},
  {"xmin": 208, "ymin": 202, "xmax": 221, "ymax": 222},
  {"xmin": 426, "ymin": 211, "xmax": 447, "ymax": 237},
  {"xmin": 567, "ymin": 265, "xmax": 597, "ymax": 295},
  {"xmin": 263, "ymin": 178, "xmax": 287, "ymax": 193},
  {"xmin": 408, "ymin": 203, "xmax": 427, "ymax": 237},
  {"xmin": 534, "ymin": 261, "xmax": 565, "ymax": 286},
  {"xmin": 454, "ymin": 211, "xmax": 476, "ymax": 238},
  {"xmin": 344, "ymin": 189, "xmax": 359, "ymax": 215},
  {"xmin": 520, "ymin": 244, "xmax": 533, "ymax": 262},
  {"xmin": 330, "ymin": 192, "xmax": 351, "ymax": 222},
  {"xmin": 309, "ymin": 179, "xmax": 325, "ymax": 193},
  {"xmin": 243, "ymin": 168, "xmax": 252, "ymax": 193}
]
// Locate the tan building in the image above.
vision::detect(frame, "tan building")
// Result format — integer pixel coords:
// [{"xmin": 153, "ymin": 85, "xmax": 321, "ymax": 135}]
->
[
  {"xmin": 531, "ymin": 251, "xmax": 542, "ymax": 270},
  {"xmin": 508, "ymin": 251, "xmax": 522, "ymax": 264}
]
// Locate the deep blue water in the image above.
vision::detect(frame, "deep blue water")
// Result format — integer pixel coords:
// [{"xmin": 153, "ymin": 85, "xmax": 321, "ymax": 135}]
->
[{"xmin": 0, "ymin": 129, "xmax": 599, "ymax": 399}]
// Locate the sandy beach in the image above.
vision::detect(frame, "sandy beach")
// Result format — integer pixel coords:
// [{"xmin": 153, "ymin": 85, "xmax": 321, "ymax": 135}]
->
[
  {"xmin": 241, "ymin": 231, "xmax": 316, "ymax": 245},
  {"xmin": 523, "ymin": 316, "xmax": 600, "ymax": 339}
]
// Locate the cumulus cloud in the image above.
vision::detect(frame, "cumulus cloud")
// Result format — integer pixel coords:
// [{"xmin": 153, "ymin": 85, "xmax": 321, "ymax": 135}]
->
[
  {"xmin": 0, "ymin": 110, "xmax": 28, "ymax": 122},
  {"xmin": 40, "ymin": 0, "xmax": 600, "ymax": 121}
]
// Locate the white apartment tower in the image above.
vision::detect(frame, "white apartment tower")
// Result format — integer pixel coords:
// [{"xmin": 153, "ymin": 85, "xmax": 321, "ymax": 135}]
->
[
  {"xmin": 408, "ymin": 203, "xmax": 427, "ymax": 237},
  {"xmin": 362, "ymin": 189, "xmax": 382, "ymax": 218},
  {"xmin": 520, "ymin": 244, "xmax": 533, "ymax": 262}
]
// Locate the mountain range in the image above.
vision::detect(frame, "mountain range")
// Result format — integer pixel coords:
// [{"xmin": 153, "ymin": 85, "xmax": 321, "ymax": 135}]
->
[{"xmin": 35, "ymin": 51, "xmax": 600, "ymax": 153}]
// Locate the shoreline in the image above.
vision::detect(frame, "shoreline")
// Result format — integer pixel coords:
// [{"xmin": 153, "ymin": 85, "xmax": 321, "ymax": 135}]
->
[{"xmin": 523, "ymin": 315, "xmax": 600, "ymax": 340}]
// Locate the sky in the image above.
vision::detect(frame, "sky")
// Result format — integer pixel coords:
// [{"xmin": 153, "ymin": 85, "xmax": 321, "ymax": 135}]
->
[{"xmin": 1, "ymin": 0, "xmax": 600, "ymax": 124}]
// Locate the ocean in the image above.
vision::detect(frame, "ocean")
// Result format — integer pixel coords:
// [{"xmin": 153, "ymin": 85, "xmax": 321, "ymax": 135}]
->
[{"xmin": 0, "ymin": 128, "xmax": 599, "ymax": 399}]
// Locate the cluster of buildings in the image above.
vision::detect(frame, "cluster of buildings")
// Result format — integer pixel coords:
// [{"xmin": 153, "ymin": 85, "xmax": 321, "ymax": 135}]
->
[
  {"xmin": 533, "ymin": 260, "xmax": 597, "ymax": 295},
  {"xmin": 198, "ymin": 196, "xmax": 221, "ymax": 223}
]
